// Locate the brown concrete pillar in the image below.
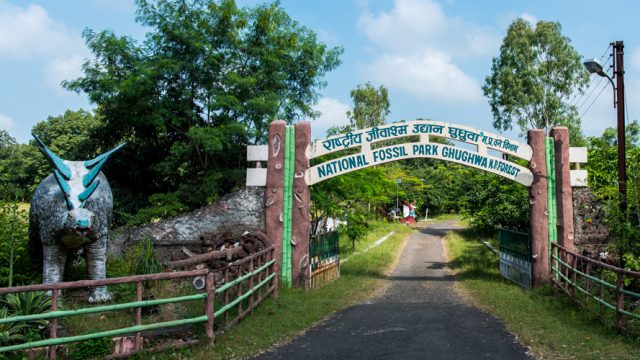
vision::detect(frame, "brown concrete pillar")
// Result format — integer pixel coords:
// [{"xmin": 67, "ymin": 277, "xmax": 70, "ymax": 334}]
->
[
  {"xmin": 291, "ymin": 122, "xmax": 311, "ymax": 288},
  {"xmin": 528, "ymin": 129, "xmax": 549, "ymax": 286},
  {"xmin": 265, "ymin": 120, "xmax": 286, "ymax": 281},
  {"xmin": 550, "ymin": 127, "xmax": 575, "ymax": 253}
]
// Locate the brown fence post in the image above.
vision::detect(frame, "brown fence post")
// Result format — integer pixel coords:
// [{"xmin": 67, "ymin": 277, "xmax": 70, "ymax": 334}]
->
[
  {"xmin": 550, "ymin": 127, "xmax": 575, "ymax": 253},
  {"xmin": 135, "ymin": 281, "xmax": 143, "ymax": 350},
  {"xmin": 292, "ymin": 122, "xmax": 311, "ymax": 288},
  {"xmin": 528, "ymin": 129, "xmax": 549, "ymax": 286},
  {"xmin": 265, "ymin": 120, "xmax": 286, "ymax": 284},
  {"xmin": 616, "ymin": 272, "xmax": 625, "ymax": 333},
  {"xmin": 205, "ymin": 272, "xmax": 215, "ymax": 342},
  {"xmin": 49, "ymin": 290, "xmax": 58, "ymax": 360}
]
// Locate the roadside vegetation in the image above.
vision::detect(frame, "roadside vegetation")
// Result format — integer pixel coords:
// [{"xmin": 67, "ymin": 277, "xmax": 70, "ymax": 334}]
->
[
  {"xmin": 445, "ymin": 228, "xmax": 640, "ymax": 360},
  {"xmin": 125, "ymin": 221, "xmax": 413, "ymax": 359}
]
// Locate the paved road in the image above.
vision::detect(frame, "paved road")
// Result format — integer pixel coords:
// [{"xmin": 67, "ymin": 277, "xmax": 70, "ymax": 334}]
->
[{"xmin": 253, "ymin": 221, "xmax": 532, "ymax": 360}]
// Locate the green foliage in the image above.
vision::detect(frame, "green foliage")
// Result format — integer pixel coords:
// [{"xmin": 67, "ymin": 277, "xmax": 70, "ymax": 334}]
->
[
  {"xmin": 0, "ymin": 110, "xmax": 102, "ymax": 203},
  {"xmin": 0, "ymin": 307, "xmax": 26, "ymax": 345},
  {"xmin": 457, "ymin": 170, "xmax": 529, "ymax": 232},
  {"xmin": 2, "ymin": 291, "xmax": 52, "ymax": 329},
  {"xmin": 483, "ymin": 18, "xmax": 588, "ymax": 138},
  {"xmin": 124, "ymin": 192, "xmax": 189, "ymax": 226},
  {"xmin": 587, "ymin": 122, "xmax": 640, "ymax": 263},
  {"xmin": 0, "ymin": 203, "xmax": 37, "ymax": 287},
  {"xmin": 63, "ymin": 0, "xmax": 342, "ymax": 223},
  {"xmin": 68, "ymin": 337, "xmax": 113, "ymax": 360},
  {"xmin": 340, "ymin": 212, "xmax": 369, "ymax": 252},
  {"xmin": 130, "ymin": 237, "xmax": 165, "ymax": 291},
  {"xmin": 346, "ymin": 82, "xmax": 389, "ymax": 130},
  {"xmin": 0, "ymin": 291, "xmax": 51, "ymax": 346}
]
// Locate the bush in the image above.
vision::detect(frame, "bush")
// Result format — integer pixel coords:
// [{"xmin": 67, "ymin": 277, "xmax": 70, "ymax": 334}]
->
[
  {"xmin": 68, "ymin": 337, "xmax": 113, "ymax": 360},
  {"xmin": 0, "ymin": 203, "xmax": 38, "ymax": 287}
]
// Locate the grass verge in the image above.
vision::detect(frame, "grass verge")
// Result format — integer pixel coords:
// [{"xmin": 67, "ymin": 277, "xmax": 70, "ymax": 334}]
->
[
  {"xmin": 445, "ymin": 228, "xmax": 640, "ymax": 360},
  {"xmin": 128, "ymin": 221, "xmax": 413, "ymax": 359}
]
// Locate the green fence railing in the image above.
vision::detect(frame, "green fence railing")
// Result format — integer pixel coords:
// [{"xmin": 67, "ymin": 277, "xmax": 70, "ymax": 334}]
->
[
  {"xmin": 551, "ymin": 242, "xmax": 640, "ymax": 334},
  {"xmin": 0, "ymin": 245, "xmax": 277, "ymax": 358}
]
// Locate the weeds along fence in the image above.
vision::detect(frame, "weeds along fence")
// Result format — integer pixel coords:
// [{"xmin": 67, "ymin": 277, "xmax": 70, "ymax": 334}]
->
[
  {"xmin": 550, "ymin": 242, "xmax": 640, "ymax": 333},
  {"xmin": 0, "ymin": 245, "xmax": 276, "ymax": 359}
]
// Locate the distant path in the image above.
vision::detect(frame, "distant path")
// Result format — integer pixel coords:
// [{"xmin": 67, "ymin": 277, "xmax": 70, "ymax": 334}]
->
[{"xmin": 252, "ymin": 220, "xmax": 532, "ymax": 360}]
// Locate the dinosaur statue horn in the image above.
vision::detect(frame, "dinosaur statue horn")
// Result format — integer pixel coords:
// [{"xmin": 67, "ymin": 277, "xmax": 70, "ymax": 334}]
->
[
  {"xmin": 83, "ymin": 143, "xmax": 126, "ymax": 187},
  {"xmin": 32, "ymin": 133, "xmax": 72, "ymax": 180}
]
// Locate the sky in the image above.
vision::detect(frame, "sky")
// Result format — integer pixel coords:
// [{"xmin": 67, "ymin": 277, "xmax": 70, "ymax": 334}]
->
[{"xmin": 1, "ymin": 0, "xmax": 640, "ymax": 144}]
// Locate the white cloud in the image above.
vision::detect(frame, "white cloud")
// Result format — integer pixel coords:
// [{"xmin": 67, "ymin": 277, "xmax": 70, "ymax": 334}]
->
[
  {"xmin": 357, "ymin": 0, "xmax": 500, "ymax": 57},
  {"xmin": 0, "ymin": 1, "xmax": 89, "ymax": 93},
  {"xmin": 0, "ymin": 113, "xmax": 15, "ymax": 131},
  {"xmin": 357, "ymin": 0, "xmax": 490, "ymax": 103},
  {"xmin": 630, "ymin": 47, "xmax": 640, "ymax": 71},
  {"xmin": 367, "ymin": 50, "xmax": 483, "ymax": 103},
  {"xmin": 519, "ymin": 12, "xmax": 537, "ymax": 25},
  {"xmin": 44, "ymin": 55, "xmax": 86, "ymax": 95},
  {"xmin": 311, "ymin": 97, "xmax": 351, "ymax": 138}
]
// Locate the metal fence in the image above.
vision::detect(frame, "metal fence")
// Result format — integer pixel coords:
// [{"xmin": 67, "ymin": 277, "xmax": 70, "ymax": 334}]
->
[
  {"xmin": 310, "ymin": 231, "xmax": 340, "ymax": 289},
  {"xmin": 0, "ymin": 245, "xmax": 276, "ymax": 359},
  {"xmin": 551, "ymin": 242, "xmax": 640, "ymax": 333},
  {"xmin": 498, "ymin": 228, "xmax": 532, "ymax": 288}
]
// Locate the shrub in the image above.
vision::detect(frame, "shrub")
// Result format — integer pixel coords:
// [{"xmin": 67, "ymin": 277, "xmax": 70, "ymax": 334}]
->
[
  {"xmin": 0, "ymin": 307, "xmax": 26, "ymax": 345},
  {"xmin": 0, "ymin": 203, "xmax": 37, "ymax": 287},
  {"xmin": 68, "ymin": 337, "xmax": 113, "ymax": 360}
]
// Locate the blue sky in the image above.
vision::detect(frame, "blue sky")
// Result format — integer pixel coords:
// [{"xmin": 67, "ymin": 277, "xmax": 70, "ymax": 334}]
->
[{"xmin": 1, "ymin": 0, "xmax": 639, "ymax": 144}]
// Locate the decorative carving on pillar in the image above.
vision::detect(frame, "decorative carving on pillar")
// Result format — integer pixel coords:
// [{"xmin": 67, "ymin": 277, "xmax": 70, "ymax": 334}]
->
[
  {"xmin": 528, "ymin": 129, "xmax": 549, "ymax": 286},
  {"xmin": 264, "ymin": 121, "xmax": 286, "ymax": 282},
  {"xmin": 292, "ymin": 122, "xmax": 311, "ymax": 288}
]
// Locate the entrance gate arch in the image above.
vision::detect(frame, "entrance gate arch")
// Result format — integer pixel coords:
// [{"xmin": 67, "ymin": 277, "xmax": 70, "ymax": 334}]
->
[{"xmin": 257, "ymin": 120, "xmax": 575, "ymax": 289}]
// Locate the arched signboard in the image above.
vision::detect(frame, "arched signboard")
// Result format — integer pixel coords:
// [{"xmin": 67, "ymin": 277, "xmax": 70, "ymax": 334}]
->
[{"xmin": 306, "ymin": 120, "xmax": 534, "ymax": 186}]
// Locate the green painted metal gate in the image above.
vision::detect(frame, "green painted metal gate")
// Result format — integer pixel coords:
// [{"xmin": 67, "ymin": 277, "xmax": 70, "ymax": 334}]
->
[
  {"xmin": 309, "ymin": 231, "xmax": 340, "ymax": 288},
  {"xmin": 499, "ymin": 228, "xmax": 532, "ymax": 288}
]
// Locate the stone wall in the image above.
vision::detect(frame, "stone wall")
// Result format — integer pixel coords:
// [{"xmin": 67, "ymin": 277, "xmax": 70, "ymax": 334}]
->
[
  {"xmin": 572, "ymin": 187, "xmax": 609, "ymax": 257},
  {"xmin": 108, "ymin": 187, "xmax": 267, "ymax": 260}
]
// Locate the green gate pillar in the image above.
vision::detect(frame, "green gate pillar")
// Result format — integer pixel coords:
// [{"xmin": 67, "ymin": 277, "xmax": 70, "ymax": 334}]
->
[
  {"xmin": 292, "ymin": 122, "xmax": 311, "ymax": 288},
  {"xmin": 528, "ymin": 129, "xmax": 549, "ymax": 286},
  {"xmin": 550, "ymin": 127, "xmax": 575, "ymax": 253},
  {"xmin": 265, "ymin": 120, "xmax": 287, "ymax": 289}
]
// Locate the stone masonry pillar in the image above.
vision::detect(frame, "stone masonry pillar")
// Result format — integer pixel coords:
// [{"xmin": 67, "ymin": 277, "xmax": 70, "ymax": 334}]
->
[{"xmin": 528, "ymin": 129, "xmax": 549, "ymax": 286}]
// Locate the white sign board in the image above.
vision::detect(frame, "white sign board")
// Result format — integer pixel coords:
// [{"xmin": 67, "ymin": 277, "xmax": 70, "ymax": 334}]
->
[
  {"xmin": 306, "ymin": 142, "xmax": 533, "ymax": 186},
  {"xmin": 309, "ymin": 120, "xmax": 533, "ymax": 161}
]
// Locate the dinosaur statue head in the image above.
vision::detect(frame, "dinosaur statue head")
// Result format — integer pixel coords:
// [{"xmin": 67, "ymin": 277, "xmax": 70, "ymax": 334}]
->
[{"xmin": 33, "ymin": 134, "xmax": 125, "ymax": 242}]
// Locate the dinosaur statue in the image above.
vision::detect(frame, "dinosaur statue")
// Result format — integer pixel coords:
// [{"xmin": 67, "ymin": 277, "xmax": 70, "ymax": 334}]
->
[{"xmin": 29, "ymin": 135, "xmax": 124, "ymax": 303}]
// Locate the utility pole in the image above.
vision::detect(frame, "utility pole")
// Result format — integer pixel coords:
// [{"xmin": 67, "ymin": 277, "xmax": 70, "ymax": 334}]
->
[{"xmin": 613, "ymin": 41, "xmax": 627, "ymax": 215}]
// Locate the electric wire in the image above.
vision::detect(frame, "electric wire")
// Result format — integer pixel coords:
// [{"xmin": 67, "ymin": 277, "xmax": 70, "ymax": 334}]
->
[
  {"xmin": 569, "ymin": 44, "xmax": 612, "ymax": 107},
  {"xmin": 573, "ymin": 54, "xmax": 613, "ymax": 111},
  {"xmin": 580, "ymin": 81, "xmax": 609, "ymax": 118}
]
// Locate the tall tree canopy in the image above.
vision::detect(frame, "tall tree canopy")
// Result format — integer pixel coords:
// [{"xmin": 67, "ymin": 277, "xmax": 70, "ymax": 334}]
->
[
  {"xmin": 346, "ymin": 82, "xmax": 390, "ymax": 130},
  {"xmin": 63, "ymin": 0, "xmax": 342, "ymax": 223},
  {"xmin": 483, "ymin": 18, "xmax": 588, "ymax": 138}
]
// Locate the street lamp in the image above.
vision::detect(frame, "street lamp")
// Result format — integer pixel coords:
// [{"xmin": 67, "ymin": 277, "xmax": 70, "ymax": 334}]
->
[{"xmin": 583, "ymin": 41, "xmax": 626, "ymax": 213}]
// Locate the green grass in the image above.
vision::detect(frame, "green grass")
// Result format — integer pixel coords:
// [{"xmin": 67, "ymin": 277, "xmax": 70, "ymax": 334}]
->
[
  {"xmin": 445, "ymin": 228, "xmax": 640, "ymax": 360},
  {"xmin": 126, "ymin": 221, "xmax": 413, "ymax": 359},
  {"xmin": 17, "ymin": 202, "xmax": 29, "ymax": 211}
]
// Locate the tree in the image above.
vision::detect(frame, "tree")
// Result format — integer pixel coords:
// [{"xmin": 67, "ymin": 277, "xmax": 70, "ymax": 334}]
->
[
  {"xmin": 64, "ymin": 0, "xmax": 342, "ymax": 222},
  {"xmin": 0, "ymin": 110, "xmax": 102, "ymax": 202},
  {"xmin": 346, "ymin": 82, "xmax": 389, "ymax": 130},
  {"xmin": 483, "ymin": 18, "xmax": 588, "ymax": 138}
]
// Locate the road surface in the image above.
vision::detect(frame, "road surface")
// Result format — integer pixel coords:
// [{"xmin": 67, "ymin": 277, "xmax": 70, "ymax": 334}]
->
[{"xmin": 253, "ymin": 220, "xmax": 532, "ymax": 360}]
